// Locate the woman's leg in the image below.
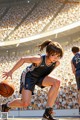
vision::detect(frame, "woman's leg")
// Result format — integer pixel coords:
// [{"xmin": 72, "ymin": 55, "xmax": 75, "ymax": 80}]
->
[
  {"xmin": 76, "ymin": 76, "xmax": 80, "ymax": 114},
  {"xmin": 78, "ymin": 90, "xmax": 80, "ymax": 114},
  {"xmin": 42, "ymin": 75, "xmax": 60, "ymax": 107},
  {"xmin": 42, "ymin": 75, "xmax": 60, "ymax": 120},
  {"xmin": 8, "ymin": 89, "xmax": 32, "ymax": 108}
]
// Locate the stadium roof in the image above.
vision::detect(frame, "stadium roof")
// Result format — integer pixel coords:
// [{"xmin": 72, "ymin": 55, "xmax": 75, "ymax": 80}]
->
[
  {"xmin": 0, "ymin": 21, "xmax": 80, "ymax": 51},
  {"xmin": 0, "ymin": 0, "xmax": 31, "ymax": 4}
]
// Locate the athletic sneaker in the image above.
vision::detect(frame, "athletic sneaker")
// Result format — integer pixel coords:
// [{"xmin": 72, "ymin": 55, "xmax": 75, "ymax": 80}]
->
[
  {"xmin": 42, "ymin": 107, "xmax": 57, "ymax": 120},
  {"xmin": 1, "ymin": 103, "xmax": 11, "ymax": 112}
]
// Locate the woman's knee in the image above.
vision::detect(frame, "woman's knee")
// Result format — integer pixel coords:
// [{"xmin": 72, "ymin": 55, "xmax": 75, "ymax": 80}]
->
[{"xmin": 55, "ymin": 80, "xmax": 60, "ymax": 88}]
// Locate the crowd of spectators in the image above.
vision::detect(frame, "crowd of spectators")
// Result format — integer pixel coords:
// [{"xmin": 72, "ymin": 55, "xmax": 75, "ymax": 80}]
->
[
  {"xmin": 0, "ymin": 0, "xmax": 80, "ymax": 41},
  {"xmin": 0, "ymin": 0, "xmax": 80, "ymax": 111},
  {"xmin": 0, "ymin": 40, "xmax": 80, "ymax": 110}
]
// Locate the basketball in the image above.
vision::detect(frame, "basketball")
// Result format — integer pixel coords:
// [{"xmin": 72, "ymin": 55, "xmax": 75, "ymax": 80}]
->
[{"xmin": 0, "ymin": 80, "xmax": 15, "ymax": 97}]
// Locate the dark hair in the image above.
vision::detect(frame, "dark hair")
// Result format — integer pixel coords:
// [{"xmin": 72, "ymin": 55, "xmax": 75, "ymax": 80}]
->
[
  {"xmin": 38, "ymin": 40, "xmax": 63, "ymax": 58},
  {"xmin": 71, "ymin": 46, "xmax": 79, "ymax": 53}
]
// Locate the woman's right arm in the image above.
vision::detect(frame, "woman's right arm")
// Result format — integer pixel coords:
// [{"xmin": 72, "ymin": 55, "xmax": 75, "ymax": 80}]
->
[{"xmin": 3, "ymin": 55, "xmax": 41, "ymax": 79}]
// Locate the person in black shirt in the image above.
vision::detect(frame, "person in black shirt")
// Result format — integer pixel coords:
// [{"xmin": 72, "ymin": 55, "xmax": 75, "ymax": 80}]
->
[
  {"xmin": 71, "ymin": 46, "xmax": 80, "ymax": 114},
  {"xmin": 1, "ymin": 40, "xmax": 63, "ymax": 120}
]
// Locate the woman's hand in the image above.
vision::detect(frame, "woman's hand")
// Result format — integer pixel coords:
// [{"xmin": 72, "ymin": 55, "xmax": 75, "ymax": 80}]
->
[{"xmin": 2, "ymin": 70, "xmax": 13, "ymax": 80}]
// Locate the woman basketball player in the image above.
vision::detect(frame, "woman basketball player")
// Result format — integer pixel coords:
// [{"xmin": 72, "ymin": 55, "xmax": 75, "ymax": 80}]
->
[
  {"xmin": 2, "ymin": 40, "xmax": 63, "ymax": 120},
  {"xmin": 71, "ymin": 46, "xmax": 80, "ymax": 115}
]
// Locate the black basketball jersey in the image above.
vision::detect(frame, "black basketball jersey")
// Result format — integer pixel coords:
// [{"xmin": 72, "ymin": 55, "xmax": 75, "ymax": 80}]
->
[
  {"xmin": 72, "ymin": 52, "xmax": 80, "ymax": 76},
  {"xmin": 25, "ymin": 55, "xmax": 56, "ymax": 78}
]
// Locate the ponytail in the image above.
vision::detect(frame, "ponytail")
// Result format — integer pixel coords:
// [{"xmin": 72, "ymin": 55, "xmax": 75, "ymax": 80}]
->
[
  {"xmin": 37, "ymin": 39, "xmax": 63, "ymax": 58},
  {"xmin": 38, "ymin": 40, "xmax": 51, "ymax": 51}
]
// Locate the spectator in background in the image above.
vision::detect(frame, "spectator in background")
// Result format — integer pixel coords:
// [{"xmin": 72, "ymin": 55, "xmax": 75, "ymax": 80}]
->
[{"xmin": 71, "ymin": 46, "xmax": 80, "ymax": 114}]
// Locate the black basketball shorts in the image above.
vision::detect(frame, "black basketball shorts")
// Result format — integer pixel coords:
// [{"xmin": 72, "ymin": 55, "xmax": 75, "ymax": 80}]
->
[{"xmin": 19, "ymin": 71, "xmax": 45, "ymax": 94}]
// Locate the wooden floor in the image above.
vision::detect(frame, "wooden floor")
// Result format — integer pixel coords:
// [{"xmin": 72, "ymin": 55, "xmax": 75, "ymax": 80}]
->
[
  {"xmin": 2, "ymin": 117, "xmax": 80, "ymax": 120},
  {"xmin": 31, "ymin": 118, "xmax": 79, "ymax": 120},
  {"xmin": 15, "ymin": 118, "xmax": 80, "ymax": 120}
]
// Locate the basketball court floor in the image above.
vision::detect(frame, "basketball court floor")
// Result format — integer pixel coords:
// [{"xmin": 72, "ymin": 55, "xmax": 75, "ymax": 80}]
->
[
  {"xmin": 14, "ymin": 118, "xmax": 80, "ymax": 120},
  {"xmin": 3, "ymin": 117, "xmax": 79, "ymax": 120}
]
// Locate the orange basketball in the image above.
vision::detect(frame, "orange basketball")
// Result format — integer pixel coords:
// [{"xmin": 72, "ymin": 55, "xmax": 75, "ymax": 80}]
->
[{"xmin": 0, "ymin": 80, "xmax": 15, "ymax": 97}]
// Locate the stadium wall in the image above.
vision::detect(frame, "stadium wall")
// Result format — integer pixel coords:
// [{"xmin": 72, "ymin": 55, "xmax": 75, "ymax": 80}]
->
[{"xmin": 3, "ymin": 109, "xmax": 79, "ymax": 118}]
